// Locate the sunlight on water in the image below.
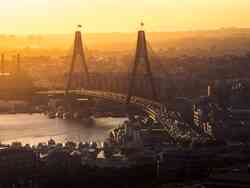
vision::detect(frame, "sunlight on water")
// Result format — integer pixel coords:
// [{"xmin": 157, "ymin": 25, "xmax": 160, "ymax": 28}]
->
[{"xmin": 0, "ymin": 114, "xmax": 127, "ymax": 145}]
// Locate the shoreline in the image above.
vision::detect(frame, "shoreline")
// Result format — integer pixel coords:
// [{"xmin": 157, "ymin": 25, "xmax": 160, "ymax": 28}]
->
[{"xmin": 0, "ymin": 114, "xmax": 127, "ymax": 145}]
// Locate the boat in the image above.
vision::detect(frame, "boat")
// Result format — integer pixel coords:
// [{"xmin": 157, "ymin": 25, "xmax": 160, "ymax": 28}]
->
[
  {"xmin": 56, "ymin": 111, "xmax": 63, "ymax": 119},
  {"xmin": 48, "ymin": 112, "xmax": 56, "ymax": 119},
  {"xmin": 63, "ymin": 112, "xmax": 72, "ymax": 119}
]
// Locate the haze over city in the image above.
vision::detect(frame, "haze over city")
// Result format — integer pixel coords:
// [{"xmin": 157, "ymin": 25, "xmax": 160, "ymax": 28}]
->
[{"xmin": 1, "ymin": 1, "xmax": 250, "ymax": 188}]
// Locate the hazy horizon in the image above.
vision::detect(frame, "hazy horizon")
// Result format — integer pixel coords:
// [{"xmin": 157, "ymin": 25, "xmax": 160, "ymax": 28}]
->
[
  {"xmin": 1, "ymin": 0, "xmax": 250, "ymax": 34},
  {"xmin": 1, "ymin": 26, "xmax": 250, "ymax": 36}
]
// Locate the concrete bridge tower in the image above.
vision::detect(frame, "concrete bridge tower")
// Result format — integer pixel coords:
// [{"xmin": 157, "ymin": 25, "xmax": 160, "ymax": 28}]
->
[
  {"xmin": 127, "ymin": 23, "xmax": 158, "ymax": 104},
  {"xmin": 65, "ymin": 26, "xmax": 89, "ymax": 96}
]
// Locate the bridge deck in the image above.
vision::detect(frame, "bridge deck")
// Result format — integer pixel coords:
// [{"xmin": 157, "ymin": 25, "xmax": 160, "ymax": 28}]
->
[
  {"xmin": 36, "ymin": 89, "xmax": 162, "ymax": 120},
  {"xmin": 36, "ymin": 90, "xmax": 211, "ymax": 143}
]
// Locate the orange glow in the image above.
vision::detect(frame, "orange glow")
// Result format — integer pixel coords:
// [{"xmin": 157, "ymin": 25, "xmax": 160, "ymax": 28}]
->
[{"xmin": 0, "ymin": 0, "xmax": 250, "ymax": 34}]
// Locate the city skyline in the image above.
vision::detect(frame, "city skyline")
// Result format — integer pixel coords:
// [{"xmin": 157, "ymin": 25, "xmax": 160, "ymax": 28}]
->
[{"xmin": 1, "ymin": 0, "xmax": 250, "ymax": 34}]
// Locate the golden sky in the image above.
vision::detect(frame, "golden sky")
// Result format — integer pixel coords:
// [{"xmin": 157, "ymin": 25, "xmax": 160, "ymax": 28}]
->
[{"xmin": 0, "ymin": 0, "xmax": 250, "ymax": 34}]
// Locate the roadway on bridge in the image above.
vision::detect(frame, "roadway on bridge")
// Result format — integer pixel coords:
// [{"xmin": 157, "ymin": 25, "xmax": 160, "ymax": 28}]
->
[{"xmin": 36, "ymin": 89, "xmax": 162, "ymax": 120}]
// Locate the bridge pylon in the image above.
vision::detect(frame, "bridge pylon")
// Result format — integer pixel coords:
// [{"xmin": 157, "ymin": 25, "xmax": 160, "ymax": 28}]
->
[
  {"xmin": 65, "ymin": 29, "xmax": 89, "ymax": 96},
  {"xmin": 127, "ymin": 23, "xmax": 158, "ymax": 104},
  {"xmin": 1, "ymin": 54, "xmax": 5, "ymax": 75},
  {"xmin": 17, "ymin": 54, "xmax": 21, "ymax": 73}
]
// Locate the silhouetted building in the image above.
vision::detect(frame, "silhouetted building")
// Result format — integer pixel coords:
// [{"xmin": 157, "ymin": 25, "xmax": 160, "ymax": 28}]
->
[
  {"xmin": 0, "ymin": 146, "xmax": 37, "ymax": 181},
  {"xmin": 193, "ymin": 96, "xmax": 215, "ymax": 136}
]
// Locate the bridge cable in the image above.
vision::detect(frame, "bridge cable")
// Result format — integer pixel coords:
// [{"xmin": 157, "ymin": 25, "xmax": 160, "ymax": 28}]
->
[{"xmin": 147, "ymin": 41, "xmax": 187, "ymax": 122}]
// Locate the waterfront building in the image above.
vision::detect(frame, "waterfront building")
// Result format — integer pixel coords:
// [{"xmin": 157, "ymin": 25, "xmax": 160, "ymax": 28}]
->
[{"xmin": 0, "ymin": 146, "xmax": 37, "ymax": 181}]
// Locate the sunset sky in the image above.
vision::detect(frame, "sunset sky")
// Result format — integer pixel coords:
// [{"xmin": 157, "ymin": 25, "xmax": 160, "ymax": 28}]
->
[{"xmin": 0, "ymin": 0, "xmax": 250, "ymax": 34}]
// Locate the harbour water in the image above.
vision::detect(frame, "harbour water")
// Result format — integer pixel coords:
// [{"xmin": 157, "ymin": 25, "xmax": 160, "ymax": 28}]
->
[{"xmin": 0, "ymin": 114, "xmax": 127, "ymax": 145}]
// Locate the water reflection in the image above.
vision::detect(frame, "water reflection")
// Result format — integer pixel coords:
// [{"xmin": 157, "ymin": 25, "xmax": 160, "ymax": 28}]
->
[{"xmin": 0, "ymin": 114, "xmax": 127, "ymax": 145}]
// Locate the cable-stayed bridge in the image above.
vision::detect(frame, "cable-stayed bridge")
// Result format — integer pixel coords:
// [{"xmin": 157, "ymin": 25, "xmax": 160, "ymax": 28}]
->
[
  {"xmin": 0, "ymin": 25, "xmax": 210, "ymax": 143},
  {"xmin": 37, "ymin": 26, "xmax": 165, "ymax": 121}
]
